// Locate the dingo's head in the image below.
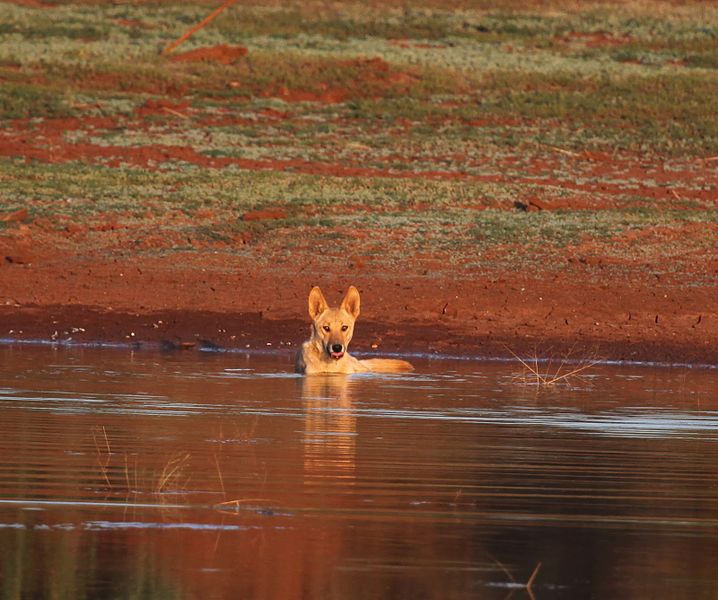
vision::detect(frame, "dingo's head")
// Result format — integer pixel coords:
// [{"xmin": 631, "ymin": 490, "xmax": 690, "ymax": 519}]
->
[{"xmin": 307, "ymin": 286, "xmax": 360, "ymax": 361}]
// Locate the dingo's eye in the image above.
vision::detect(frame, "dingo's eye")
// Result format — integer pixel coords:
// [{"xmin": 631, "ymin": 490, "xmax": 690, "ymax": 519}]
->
[
  {"xmin": 341, "ymin": 325, "xmax": 348, "ymax": 332},
  {"xmin": 322, "ymin": 325, "xmax": 330, "ymax": 332}
]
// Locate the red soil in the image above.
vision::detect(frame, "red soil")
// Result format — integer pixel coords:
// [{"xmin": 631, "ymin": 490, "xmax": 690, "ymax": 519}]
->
[
  {"xmin": 169, "ymin": 45, "xmax": 248, "ymax": 65},
  {"xmin": 559, "ymin": 32, "xmax": 633, "ymax": 48},
  {"xmin": 263, "ymin": 86, "xmax": 349, "ymax": 104},
  {"xmin": 1, "ymin": 219, "xmax": 717, "ymax": 365}
]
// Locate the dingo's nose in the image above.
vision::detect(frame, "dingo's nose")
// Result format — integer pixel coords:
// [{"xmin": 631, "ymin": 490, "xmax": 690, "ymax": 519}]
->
[{"xmin": 331, "ymin": 344, "xmax": 343, "ymax": 353}]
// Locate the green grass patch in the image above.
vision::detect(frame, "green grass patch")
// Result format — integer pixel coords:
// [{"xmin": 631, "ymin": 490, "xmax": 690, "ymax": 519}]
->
[
  {"xmin": 477, "ymin": 70, "xmax": 718, "ymax": 153},
  {"xmin": 473, "ymin": 208, "xmax": 718, "ymax": 249},
  {"xmin": 213, "ymin": 7, "xmax": 465, "ymax": 42},
  {"xmin": 605, "ymin": 37, "xmax": 718, "ymax": 69},
  {"xmin": 189, "ymin": 50, "xmax": 469, "ymax": 100},
  {"xmin": 0, "ymin": 159, "xmax": 502, "ymax": 217},
  {"xmin": 2, "ymin": 49, "xmax": 468, "ymax": 119},
  {"xmin": 0, "ymin": 82, "xmax": 74, "ymax": 119}
]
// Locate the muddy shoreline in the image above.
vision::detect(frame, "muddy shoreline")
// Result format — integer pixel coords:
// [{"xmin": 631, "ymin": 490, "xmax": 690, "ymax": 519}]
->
[
  {"xmin": 2, "ymin": 300, "xmax": 716, "ymax": 368},
  {"xmin": 2, "ymin": 253, "xmax": 716, "ymax": 367}
]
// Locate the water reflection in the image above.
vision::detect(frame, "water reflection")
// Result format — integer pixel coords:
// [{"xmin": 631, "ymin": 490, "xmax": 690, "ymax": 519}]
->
[
  {"xmin": 302, "ymin": 375, "xmax": 357, "ymax": 484},
  {"xmin": 1, "ymin": 347, "xmax": 718, "ymax": 598}
]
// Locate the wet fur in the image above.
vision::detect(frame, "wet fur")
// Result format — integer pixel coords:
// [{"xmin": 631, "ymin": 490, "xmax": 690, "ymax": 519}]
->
[{"xmin": 295, "ymin": 286, "xmax": 414, "ymax": 375}]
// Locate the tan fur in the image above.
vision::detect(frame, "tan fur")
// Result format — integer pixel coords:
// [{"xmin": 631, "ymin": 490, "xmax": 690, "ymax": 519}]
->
[{"xmin": 295, "ymin": 286, "xmax": 414, "ymax": 375}]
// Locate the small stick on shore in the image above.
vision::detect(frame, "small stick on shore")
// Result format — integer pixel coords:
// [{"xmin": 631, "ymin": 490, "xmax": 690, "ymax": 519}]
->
[
  {"xmin": 162, "ymin": 0, "xmax": 240, "ymax": 55},
  {"xmin": 537, "ymin": 142, "xmax": 582, "ymax": 158},
  {"xmin": 163, "ymin": 107, "xmax": 190, "ymax": 119}
]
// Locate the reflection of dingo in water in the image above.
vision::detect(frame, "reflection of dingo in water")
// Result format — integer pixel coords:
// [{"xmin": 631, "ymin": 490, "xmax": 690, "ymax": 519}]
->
[{"xmin": 302, "ymin": 376, "xmax": 357, "ymax": 482}]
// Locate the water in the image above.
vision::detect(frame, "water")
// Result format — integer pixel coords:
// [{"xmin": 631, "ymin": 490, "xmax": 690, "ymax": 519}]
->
[{"xmin": 1, "ymin": 346, "xmax": 718, "ymax": 599}]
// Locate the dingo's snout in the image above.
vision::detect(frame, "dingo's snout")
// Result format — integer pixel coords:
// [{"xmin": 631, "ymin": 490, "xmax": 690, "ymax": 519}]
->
[{"xmin": 329, "ymin": 342, "xmax": 345, "ymax": 359}]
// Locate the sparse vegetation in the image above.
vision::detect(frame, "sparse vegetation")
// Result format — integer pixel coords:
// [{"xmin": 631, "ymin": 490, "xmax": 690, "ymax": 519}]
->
[
  {"xmin": 0, "ymin": 1, "xmax": 716, "ymax": 282},
  {"xmin": 506, "ymin": 345, "xmax": 600, "ymax": 387}
]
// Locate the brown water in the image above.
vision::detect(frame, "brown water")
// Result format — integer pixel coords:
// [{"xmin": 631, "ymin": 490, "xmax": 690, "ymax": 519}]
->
[{"xmin": 1, "ymin": 346, "xmax": 718, "ymax": 599}]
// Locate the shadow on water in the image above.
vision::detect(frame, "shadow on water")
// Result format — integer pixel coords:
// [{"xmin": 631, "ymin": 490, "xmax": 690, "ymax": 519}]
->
[{"xmin": 1, "ymin": 345, "xmax": 718, "ymax": 598}]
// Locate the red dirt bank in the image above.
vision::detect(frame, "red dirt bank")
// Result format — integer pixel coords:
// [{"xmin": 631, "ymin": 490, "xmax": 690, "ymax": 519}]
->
[{"xmin": 1, "ymin": 249, "xmax": 716, "ymax": 366}]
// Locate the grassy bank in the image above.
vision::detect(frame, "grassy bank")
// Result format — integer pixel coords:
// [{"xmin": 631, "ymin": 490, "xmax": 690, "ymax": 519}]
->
[{"xmin": 0, "ymin": 0, "xmax": 716, "ymax": 286}]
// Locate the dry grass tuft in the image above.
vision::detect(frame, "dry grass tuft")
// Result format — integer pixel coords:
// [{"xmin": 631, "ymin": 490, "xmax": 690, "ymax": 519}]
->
[
  {"xmin": 506, "ymin": 345, "xmax": 600, "ymax": 387},
  {"xmin": 91, "ymin": 425, "xmax": 112, "ymax": 489},
  {"xmin": 155, "ymin": 452, "xmax": 191, "ymax": 494},
  {"xmin": 91, "ymin": 426, "xmax": 193, "ymax": 497},
  {"xmin": 490, "ymin": 556, "xmax": 542, "ymax": 599}
]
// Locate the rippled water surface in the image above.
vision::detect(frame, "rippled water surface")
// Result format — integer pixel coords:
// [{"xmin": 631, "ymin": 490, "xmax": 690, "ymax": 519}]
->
[{"xmin": 2, "ymin": 346, "xmax": 718, "ymax": 599}]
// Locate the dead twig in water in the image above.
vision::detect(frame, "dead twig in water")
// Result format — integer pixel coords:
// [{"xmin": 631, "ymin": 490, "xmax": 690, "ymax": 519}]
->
[
  {"xmin": 506, "ymin": 345, "xmax": 549, "ymax": 385},
  {"xmin": 123, "ymin": 452, "xmax": 131, "ymax": 492},
  {"xmin": 92, "ymin": 425, "xmax": 112, "ymax": 489},
  {"xmin": 155, "ymin": 452, "xmax": 191, "ymax": 493},
  {"xmin": 101, "ymin": 425, "xmax": 111, "ymax": 454},
  {"xmin": 162, "ymin": 0, "xmax": 240, "ymax": 55},
  {"xmin": 214, "ymin": 452, "xmax": 226, "ymax": 499},
  {"xmin": 526, "ymin": 561, "xmax": 542, "ymax": 600},
  {"xmin": 532, "ymin": 349, "xmax": 541, "ymax": 386},
  {"xmin": 214, "ymin": 498, "xmax": 275, "ymax": 511},
  {"xmin": 215, "ymin": 498, "xmax": 274, "ymax": 506},
  {"xmin": 490, "ymin": 556, "xmax": 542, "ymax": 600},
  {"xmin": 490, "ymin": 555, "xmax": 517, "ymax": 585}
]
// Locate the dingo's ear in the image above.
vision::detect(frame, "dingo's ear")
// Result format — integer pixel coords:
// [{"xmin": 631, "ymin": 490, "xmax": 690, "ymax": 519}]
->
[
  {"xmin": 308, "ymin": 286, "xmax": 329, "ymax": 320},
  {"xmin": 340, "ymin": 285, "xmax": 360, "ymax": 319}
]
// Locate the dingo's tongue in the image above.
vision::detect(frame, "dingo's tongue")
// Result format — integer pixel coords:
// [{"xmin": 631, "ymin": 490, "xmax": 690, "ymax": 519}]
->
[{"xmin": 330, "ymin": 351, "xmax": 344, "ymax": 360}]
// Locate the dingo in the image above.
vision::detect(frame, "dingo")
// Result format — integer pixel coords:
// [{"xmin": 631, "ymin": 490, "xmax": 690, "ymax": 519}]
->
[{"xmin": 295, "ymin": 286, "xmax": 414, "ymax": 375}]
